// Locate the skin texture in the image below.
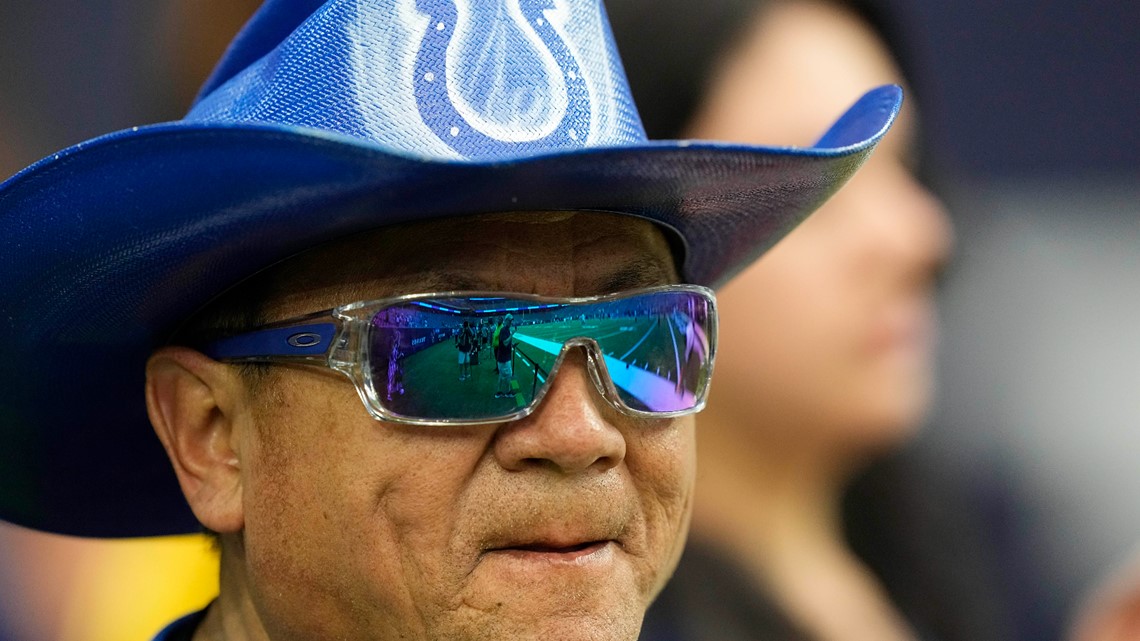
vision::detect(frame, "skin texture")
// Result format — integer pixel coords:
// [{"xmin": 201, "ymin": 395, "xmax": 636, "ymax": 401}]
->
[
  {"xmin": 681, "ymin": 2, "xmax": 953, "ymax": 641},
  {"xmin": 145, "ymin": 211, "xmax": 695, "ymax": 641}
]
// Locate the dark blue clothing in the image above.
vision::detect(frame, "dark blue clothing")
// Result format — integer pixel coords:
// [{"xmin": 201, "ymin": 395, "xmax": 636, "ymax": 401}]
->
[
  {"xmin": 152, "ymin": 609, "xmax": 206, "ymax": 641},
  {"xmin": 639, "ymin": 542, "xmax": 811, "ymax": 641},
  {"xmin": 494, "ymin": 325, "xmax": 513, "ymax": 363}
]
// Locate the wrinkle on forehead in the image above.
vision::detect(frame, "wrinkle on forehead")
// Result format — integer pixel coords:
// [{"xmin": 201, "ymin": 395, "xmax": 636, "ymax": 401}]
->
[{"xmin": 259, "ymin": 211, "xmax": 678, "ymax": 319}]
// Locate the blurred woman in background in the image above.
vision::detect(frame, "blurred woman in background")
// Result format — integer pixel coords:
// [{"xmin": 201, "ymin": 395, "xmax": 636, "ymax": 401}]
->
[{"xmin": 607, "ymin": 1, "xmax": 1020, "ymax": 639}]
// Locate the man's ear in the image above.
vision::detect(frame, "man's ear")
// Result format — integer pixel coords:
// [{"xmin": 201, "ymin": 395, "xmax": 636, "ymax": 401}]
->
[{"xmin": 146, "ymin": 346, "xmax": 248, "ymax": 534}]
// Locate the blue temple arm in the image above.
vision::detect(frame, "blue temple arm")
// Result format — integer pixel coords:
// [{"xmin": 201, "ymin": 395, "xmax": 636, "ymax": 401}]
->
[{"xmin": 201, "ymin": 322, "xmax": 339, "ymax": 359}]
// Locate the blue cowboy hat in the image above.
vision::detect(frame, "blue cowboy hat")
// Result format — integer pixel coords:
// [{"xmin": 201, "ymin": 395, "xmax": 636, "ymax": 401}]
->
[{"xmin": 0, "ymin": 0, "xmax": 901, "ymax": 537}]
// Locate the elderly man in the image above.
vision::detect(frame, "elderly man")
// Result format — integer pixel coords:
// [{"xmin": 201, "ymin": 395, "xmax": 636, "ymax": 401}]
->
[{"xmin": 0, "ymin": 0, "xmax": 900, "ymax": 639}]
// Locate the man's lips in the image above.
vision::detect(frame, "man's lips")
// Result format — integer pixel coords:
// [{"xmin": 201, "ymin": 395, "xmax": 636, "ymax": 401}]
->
[
  {"xmin": 471, "ymin": 494, "xmax": 636, "ymax": 568},
  {"xmin": 480, "ymin": 515, "xmax": 627, "ymax": 555},
  {"xmin": 492, "ymin": 539, "xmax": 611, "ymax": 553},
  {"xmin": 481, "ymin": 527, "xmax": 625, "ymax": 561},
  {"xmin": 508, "ymin": 540, "xmax": 604, "ymax": 553},
  {"xmin": 485, "ymin": 539, "xmax": 616, "ymax": 563}
]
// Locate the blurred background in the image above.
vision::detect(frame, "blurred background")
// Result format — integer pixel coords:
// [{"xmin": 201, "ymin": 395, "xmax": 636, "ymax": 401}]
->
[
  {"xmin": 883, "ymin": 2, "xmax": 1138, "ymax": 639},
  {"xmin": 0, "ymin": 1, "xmax": 1136, "ymax": 640}
]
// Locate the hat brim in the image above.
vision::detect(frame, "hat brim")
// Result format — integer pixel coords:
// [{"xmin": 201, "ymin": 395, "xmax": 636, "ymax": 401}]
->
[{"xmin": 0, "ymin": 85, "xmax": 900, "ymax": 537}]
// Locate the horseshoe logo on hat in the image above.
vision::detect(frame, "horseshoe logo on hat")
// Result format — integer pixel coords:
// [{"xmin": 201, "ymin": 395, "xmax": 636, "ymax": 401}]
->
[{"xmin": 414, "ymin": 0, "xmax": 591, "ymax": 157}]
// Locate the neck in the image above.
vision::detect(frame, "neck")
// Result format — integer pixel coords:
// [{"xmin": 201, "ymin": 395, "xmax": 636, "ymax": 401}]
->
[
  {"xmin": 690, "ymin": 401, "xmax": 916, "ymax": 641},
  {"xmin": 193, "ymin": 537, "xmax": 265, "ymax": 641}
]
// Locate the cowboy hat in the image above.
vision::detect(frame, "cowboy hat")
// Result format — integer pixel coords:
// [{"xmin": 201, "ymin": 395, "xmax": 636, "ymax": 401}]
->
[{"xmin": 0, "ymin": 0, "xmax": 901, "ymax": 537}]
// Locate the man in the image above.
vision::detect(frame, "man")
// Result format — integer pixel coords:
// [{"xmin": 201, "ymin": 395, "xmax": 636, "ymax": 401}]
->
[
  {"xmin": 494, "ymin": 313, "xmax": 515, "ymax": 399},
  {"xmin": 0, "ymin": 0, "xmax": 901, "ymax": 639},
  {"xmin": 456, "ymin": 320, "xmax": 475, "ymax": 380}
]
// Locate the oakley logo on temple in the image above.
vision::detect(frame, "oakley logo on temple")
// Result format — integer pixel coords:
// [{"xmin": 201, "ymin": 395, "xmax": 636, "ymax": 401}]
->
[{"xmin": 287, "ymin": 332, "xmax": 325, "ymax": 348}]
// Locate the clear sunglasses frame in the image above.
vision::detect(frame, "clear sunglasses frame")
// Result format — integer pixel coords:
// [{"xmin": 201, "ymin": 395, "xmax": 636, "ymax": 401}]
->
[{"xmin": 202, "ymin": 285, "xmax": 718, "ymax": 426}]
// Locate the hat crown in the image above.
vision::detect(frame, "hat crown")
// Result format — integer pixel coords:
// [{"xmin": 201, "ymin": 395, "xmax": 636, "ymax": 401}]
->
[{"xmin": 188, "ymin": 0, "xmax": 647, "ymax": 160}]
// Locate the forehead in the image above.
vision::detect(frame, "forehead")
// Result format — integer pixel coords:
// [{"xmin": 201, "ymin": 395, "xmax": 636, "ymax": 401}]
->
[{"xmin": 260, "ymin": 211, "xmax": 679, "ymax": 318}]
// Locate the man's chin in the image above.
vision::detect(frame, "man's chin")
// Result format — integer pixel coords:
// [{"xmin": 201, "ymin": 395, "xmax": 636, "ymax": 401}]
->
[
  {"xmin": 525, "ymin": 614, "xmax": 644, "ymax": 641},
  {"xmin": 454, "ymin": 547, "xmax": 646, "ymax": 640},
  {"xmin": 451, "ymin": 608, "xmax": 645, "ymax": 641}
]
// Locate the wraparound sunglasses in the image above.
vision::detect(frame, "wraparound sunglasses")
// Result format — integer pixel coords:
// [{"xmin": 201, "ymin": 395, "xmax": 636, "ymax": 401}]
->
[{"xmin": 202, "ymin": 285, "xmax": 717, "ymax": 426}]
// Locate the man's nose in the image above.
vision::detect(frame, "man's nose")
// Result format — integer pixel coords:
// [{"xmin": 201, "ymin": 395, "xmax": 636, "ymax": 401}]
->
[{"xmin": 492, "ymin": 350, "xmax": 626, "ymax": 474}]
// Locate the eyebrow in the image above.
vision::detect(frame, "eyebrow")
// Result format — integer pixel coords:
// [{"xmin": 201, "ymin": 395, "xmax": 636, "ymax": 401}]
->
[
  {"xmin": 393, "ymin": 271, "xmax": 485, "ymax": 293},
  {"xmin": 392, "ymin": 256, "xmax": 675, "ymax": 297},
  {"xmin": 594, "ymin": 257, "xmax": 676, "ymax": 293}
]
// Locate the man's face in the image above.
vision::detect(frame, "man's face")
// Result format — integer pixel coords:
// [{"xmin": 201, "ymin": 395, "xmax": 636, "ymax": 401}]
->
[{"xmin": 228, "ymin": 212, "xmax": 695, "ymax": 641}]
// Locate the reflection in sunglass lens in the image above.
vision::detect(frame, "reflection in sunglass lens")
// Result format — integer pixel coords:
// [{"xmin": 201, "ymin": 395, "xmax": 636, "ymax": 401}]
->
[{"xmin": 367, "ymin": 291, "xmax": 713, "ymax": 421}]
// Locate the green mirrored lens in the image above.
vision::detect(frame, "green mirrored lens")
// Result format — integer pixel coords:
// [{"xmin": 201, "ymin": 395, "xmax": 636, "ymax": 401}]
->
[{"xmin": 367, "ymin": 290, "xmax": 713, "ymax": 421}]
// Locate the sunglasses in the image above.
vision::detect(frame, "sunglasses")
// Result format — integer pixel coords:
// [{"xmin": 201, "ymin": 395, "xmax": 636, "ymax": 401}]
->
[{"xmin": 202, "ymin": 285, "xmax": 717, "ymax": 425}]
